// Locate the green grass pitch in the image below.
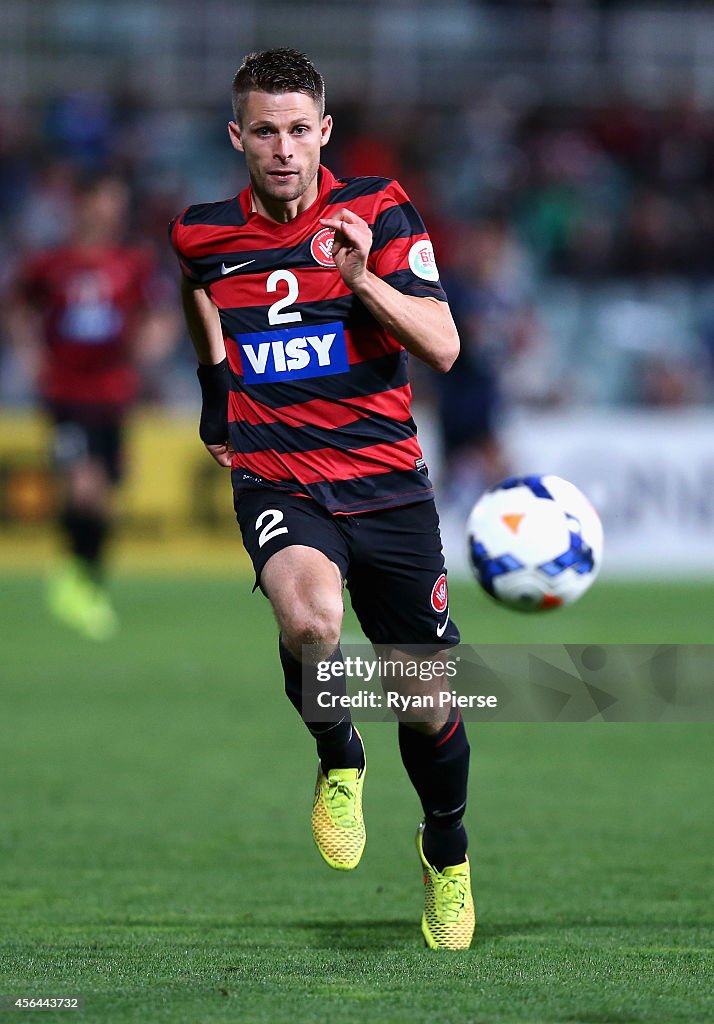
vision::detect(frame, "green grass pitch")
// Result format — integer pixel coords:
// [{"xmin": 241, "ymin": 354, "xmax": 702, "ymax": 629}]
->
[{"xmin": 1, "ymin": 575, "xmax": 712, "ymax": 1023}]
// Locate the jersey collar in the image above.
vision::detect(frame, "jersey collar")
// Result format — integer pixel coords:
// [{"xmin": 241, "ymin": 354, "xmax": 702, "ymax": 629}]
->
[{"xmin": 239, "ymin": 166, "xmax": 337, "ymax": 232}]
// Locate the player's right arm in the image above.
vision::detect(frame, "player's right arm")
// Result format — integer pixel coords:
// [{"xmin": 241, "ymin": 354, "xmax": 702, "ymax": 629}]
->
[
  {"xmin": 3, "ymin": 258, "xmax": 47, "ymax": 388},
  {"xmin": 179, "ymin": 276, "xmax": 234, "ymax": 468},
  {"xmin": 4, "ymin": 299, "xmax": 43, "ymax": 386}
]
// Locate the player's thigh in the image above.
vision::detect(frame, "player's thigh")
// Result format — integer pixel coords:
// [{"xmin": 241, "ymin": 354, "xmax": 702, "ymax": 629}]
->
[
  {"xmin": 234, "ymin": 489, "xmax": 347, "ymax": 645},
  {"xmin": 346, "ymin": 500, "xmax": 460, "ymax": 651},
  {"xmin": 50, "ymin": 412, "xmax": 122, "ymax": 503},
  {"xmin": 262, "ymin": 545, "xmax": 344, "ymax": 649}
]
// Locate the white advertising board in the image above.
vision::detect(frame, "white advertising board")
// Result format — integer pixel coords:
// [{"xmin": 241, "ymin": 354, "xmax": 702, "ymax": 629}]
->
[
  {"xmin": 427, "ymin": 409, "xmax": 714, "ymax": 579},
  {"xmin": 502, "ymin": 411, "xmax": 714, "ymax": 577}
]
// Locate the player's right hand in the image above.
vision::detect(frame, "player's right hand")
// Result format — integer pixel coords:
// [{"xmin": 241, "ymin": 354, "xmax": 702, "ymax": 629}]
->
[
  {"xmin": 196, "ymin": 358, "xmax": 233, "ymax": 465},
  {"xmin": 204, "ymin": 441, "xmax": 234, "ymax": 468},
  {"xmin": 319, "ymin": 209, "xmax": 372, "ymax": 290}
]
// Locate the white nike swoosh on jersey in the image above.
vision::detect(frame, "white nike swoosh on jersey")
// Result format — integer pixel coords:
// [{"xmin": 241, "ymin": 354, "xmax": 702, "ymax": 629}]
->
[
  {"xmin": 221, "ymin": 260, "xmax": 255, "ymax": 274},
  {"xmin": 436, "ymin": 611, "xmax": 449, "ymax": 637}
]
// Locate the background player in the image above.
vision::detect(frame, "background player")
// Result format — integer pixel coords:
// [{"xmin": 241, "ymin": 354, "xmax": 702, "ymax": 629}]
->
[
  {"xmin": 6, "ymin": 172, "xmax": 175, "ymax": 639},
  {"xmin": 171, "ymin": 48, "xmax": 474, "ymax": 950}
]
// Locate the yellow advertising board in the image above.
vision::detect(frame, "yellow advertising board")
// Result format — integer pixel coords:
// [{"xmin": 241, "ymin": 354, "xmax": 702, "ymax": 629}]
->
[{"xmin": 0, "ymin": 410, "xmax": 250, "ymax": 573}]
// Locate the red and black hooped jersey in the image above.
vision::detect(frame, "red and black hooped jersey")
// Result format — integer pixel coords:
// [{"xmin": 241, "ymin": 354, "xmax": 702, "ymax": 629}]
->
[
  {"xmin": 170, "ymin": 166, "xmax": 447, "ymax": 513},
  {"xmin": 16, "ymin": 244, "xmax": 157, "ymax": 409}
]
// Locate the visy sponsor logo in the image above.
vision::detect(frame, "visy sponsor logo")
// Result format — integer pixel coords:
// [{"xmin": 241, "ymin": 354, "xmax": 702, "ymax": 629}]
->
[{"xmin": 237, "ymin": 321, "xmax": 349, "ymax": 384}]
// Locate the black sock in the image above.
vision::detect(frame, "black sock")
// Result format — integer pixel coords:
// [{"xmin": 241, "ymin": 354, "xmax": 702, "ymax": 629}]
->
[
  {"xmin": 399, "ymin": 709, "xmax": 470, "ymax": 870},
  {"xmin": 60, "ymin": 506, "xmax": 108, "ymax": 579},
  {"xmin": 279, "ymin": 638, "xmax": 365, "ymax": 773}
]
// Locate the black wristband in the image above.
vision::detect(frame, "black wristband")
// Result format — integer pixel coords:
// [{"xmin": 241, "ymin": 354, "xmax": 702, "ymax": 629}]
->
[{"xmin": 196, "ymin": 358, "xmax": 232, "ymax": 445}]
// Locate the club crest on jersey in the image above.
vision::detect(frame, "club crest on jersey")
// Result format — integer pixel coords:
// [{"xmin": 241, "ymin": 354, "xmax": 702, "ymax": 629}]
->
[
  {"xmin": 310, "ymin": 228, "xmax": 336, "ymax": 268},
  {"xmin": 409, "ymin": 239, "xmax": 440, "ymax": 282},
  {"xmin": 236, "ymin": 321, "xmax": 348, "ymax": 384},
  {"xmin": 431, "ymin": 573, "xmax": 448, "ymax": 613}
]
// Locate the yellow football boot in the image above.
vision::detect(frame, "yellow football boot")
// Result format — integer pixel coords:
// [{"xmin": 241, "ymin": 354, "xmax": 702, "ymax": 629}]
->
[
  {"xmin": 47, "ymin": 559, "xmax": 118, "ymax": 641},
  {"xmin": 311, "ymin": 734, "xmax": 366, "ymax": 870},
  {"xmin": 416, "ymin": 822, "xmax": 475, "ymax": 950}
]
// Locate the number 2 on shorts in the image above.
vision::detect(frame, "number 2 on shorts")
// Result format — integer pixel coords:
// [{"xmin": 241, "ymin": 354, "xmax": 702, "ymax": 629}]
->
[{"xmin": 256, "ymin": 508, "xmax": 289, "ymax": 547}]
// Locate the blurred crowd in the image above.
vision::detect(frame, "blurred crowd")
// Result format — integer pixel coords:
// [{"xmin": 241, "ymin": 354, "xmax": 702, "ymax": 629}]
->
[{"xmin": 2, "ymin": 86, "xmax": 714, "ymax": 498}]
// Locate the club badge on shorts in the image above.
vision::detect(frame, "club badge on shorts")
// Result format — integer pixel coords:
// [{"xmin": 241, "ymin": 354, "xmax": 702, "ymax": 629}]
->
[{"xmin": 431, "ymin": 573, "xmax": 448, "ymax": 614}]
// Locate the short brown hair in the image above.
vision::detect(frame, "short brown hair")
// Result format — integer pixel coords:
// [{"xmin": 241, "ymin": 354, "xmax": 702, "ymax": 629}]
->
[{"xmin": 231, "ymin": 48, "xmax": 325, "ymax": 124}]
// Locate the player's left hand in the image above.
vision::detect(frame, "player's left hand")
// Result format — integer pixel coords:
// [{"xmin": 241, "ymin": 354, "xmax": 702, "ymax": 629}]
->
[{"xmin": 319, "ymin": 209, "xmax": 372, "ymax": 290}]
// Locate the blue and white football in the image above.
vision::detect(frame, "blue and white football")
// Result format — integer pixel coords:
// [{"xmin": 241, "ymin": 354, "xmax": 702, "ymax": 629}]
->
[{"xmin": 466, "ymin": 475, "xmax": 604, "ymax": 611}]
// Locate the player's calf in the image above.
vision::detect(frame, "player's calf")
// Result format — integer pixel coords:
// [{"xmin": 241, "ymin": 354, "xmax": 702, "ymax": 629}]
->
[{"xmin": 279, "ymin": 639, "xmax": 367, "ymax": 869}]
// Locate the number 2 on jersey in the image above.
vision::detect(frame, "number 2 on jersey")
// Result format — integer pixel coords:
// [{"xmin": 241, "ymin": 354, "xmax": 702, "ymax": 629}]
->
[{"xmin": 267, "ymin": 270, "xmax": 302, "ymax": 325}]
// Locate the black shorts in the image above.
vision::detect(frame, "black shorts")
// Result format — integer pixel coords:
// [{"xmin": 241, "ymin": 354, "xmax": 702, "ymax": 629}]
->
[
  {"xmin": 233, "ymin": 488, "xmax": 460, "ymax": 651},
  {"xmin": 48, "ymin": 405, "xmax": 124, "ymax": 485}
]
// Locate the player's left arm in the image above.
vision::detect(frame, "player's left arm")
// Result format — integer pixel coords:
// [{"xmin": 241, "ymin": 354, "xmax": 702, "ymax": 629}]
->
[
  {"xmin": 130, "ymin": 250, "xmax": 182, "ymax": 365},
  {"xmin": 319, "ymin": 208, "xmax": 459, "ymax": 373}
]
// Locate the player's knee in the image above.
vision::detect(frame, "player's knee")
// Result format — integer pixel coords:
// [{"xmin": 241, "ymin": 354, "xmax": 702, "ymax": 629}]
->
[
  {"xmin": 67, "ymin": 460, "xmax": 111, "ymax": 510},
  {"xmin": 280, "ymin": 598, "xmax": 343, "ymax": 658}
]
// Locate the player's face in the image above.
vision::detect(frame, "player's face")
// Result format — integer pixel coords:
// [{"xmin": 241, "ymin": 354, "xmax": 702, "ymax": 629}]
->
[
  {"xmin": 75, "ymin": 180, "xmax": 130, "ymax": 244},
  {"xmin": 228, "ymin": 91, "xmax": 332, "ymax": 220}
]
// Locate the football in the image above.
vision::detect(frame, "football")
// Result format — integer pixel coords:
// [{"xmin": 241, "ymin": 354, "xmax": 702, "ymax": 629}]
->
[{"xmin": 466, "ymin": 474, "xmax": 604, "ymax": 611}]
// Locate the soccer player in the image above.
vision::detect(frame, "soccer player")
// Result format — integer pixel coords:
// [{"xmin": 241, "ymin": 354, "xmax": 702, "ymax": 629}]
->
[
  {"xmin": 7, "ymin": 173, "xmax": 172, "ymax": 640},
  {"xmin": 170, "ymin": 49, "xmax": 475, "ymax": 950}
]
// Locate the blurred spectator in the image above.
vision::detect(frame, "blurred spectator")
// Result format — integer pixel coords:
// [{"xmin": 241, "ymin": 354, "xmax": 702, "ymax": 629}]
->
[
  {"xmin": 3, "ymin": 81, "xmax": 714, "ymax": 418},
  {"xmin": 633, "ymin": 355, "xmax": 705, "ymax": 407},
  {"xmin": 13, "ymin": 160, "xmax": 77, "ymax": 251},
  {"xmin": 45, "ymin": 93, "xmax": 114, "ymax": 168},
  {"xmin": 435, "ymin": 215, "xmax": 552, "ymax": 511}
]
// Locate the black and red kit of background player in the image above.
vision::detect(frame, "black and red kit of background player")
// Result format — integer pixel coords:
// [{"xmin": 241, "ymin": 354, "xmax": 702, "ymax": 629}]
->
[
  {"xmin": 169, "ymin": 166, "xmax": 460, "ymax": 649},
  {"xmin": 17, "ymin": 242, "xmax": 157, "ymax": 475},
  {"xmin": 10, "ymin": 189, "xmax": 164, "ymax": 641}
]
